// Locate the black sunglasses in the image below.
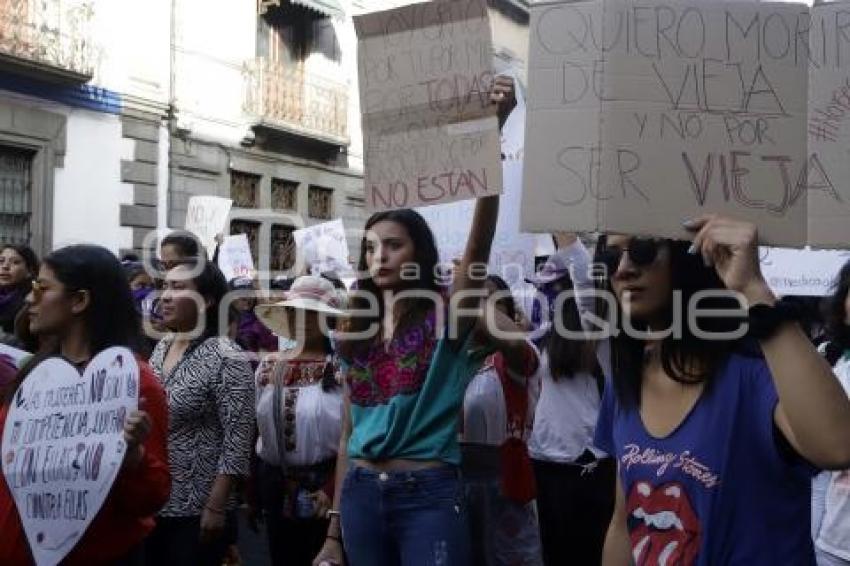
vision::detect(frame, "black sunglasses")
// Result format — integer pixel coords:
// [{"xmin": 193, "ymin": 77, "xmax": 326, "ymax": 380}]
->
[{"xmin": 598, "ymin": 238, "xmax": 661, "ymax": 273}]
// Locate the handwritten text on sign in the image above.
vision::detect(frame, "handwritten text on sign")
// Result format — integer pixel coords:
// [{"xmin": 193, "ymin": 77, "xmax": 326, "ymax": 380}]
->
[
  {"xmin": 218, "ymin": 234, "xmax": 255, "ymax": 282},
  {"xmin": 355, "ymin": 0, "xmax": 503, "ymax": 211},
  {"xmin": 185, "ymin": 196, "xmax": 233, "ymax": 254},
  {"xmin": 1, "ymin": 348, "xmax": 139, "ymax": 566},
  {"xmin": 419, "ymin": 86, "xmax": 537, "ymax": 290},
  {"xmin": 293, "ymin": 219, "xmax": 350, "ymax": 276},
  {"xmin": 522, "ymin": 0, "xmax": 817, "ymax": 246},
  {"xmin": 807, "ymin": 3, "xmax": 850, "ymax": 248}
]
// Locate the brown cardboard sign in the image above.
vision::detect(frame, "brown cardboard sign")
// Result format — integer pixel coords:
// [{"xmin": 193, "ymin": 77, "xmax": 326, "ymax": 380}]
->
[{"xmin": 355, "ymin": 0, "xmax": 503, "ymax": 211}]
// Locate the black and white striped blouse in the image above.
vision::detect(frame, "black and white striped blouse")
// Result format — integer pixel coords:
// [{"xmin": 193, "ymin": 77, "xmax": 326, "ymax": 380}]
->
[{"xmin": 150, "ymin": 336, "xmax": 255, "ymax": 517}]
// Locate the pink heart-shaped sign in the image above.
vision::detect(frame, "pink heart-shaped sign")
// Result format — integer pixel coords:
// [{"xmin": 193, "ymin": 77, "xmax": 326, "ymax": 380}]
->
[{"xmin": 2, "ymin": 347, "xmax": 139, "ymax": 566}]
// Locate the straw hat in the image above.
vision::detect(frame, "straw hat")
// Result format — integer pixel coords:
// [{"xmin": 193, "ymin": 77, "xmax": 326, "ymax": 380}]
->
[{"xmin": 255, "ymin": 275, "xmax": 345, "ymax": 337}]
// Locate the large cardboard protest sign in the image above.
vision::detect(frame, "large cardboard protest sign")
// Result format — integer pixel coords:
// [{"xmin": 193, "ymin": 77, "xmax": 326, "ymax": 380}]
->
[
  {"xmin": 355, "ymin": 0, "xmax": 503, "ymax": 211},
  {"xmin": 293, "ymin": 219, "xmax": 351, "ymax": 275},
  {"xmin": 217, "ymin": 234, "xmax": 255, "ymax": 282},
  {"xmin": 760, "ymin": 247, "xmax": 850, "ymax": 297},
  {"xmin": 522, "ymin": 0, "xmax": 814, "ymax": 246},
  {"xmin": 1, "ymin": 348, "xmax": 139, "ymax": 566},
  {"xmin": 419, "ymin": 78, "xmax": 537, "ymax": 289},
  {"xmin": 185, "ymin": 196, "xmax": 232, "ymax": 254},
  {"xmin": 807, "ymin": 2, "xmax": 850, "ymax": 248}
]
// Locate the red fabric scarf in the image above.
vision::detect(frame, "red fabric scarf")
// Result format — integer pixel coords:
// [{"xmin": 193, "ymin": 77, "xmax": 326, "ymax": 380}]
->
[{"xmin": 493, "ymin": 347, "xmax": 537, "ymax": 504}]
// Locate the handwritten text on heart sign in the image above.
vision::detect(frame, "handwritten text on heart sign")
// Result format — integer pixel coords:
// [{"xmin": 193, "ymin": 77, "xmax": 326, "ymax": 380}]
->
[{"xmin": 2, "ymin": 348, "xmax": 139, "ymax": 566}]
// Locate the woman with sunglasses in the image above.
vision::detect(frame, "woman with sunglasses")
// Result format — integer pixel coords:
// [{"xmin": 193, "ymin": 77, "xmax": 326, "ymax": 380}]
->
[
  {"xmin": 0, "ymin": 245, "xmax": 170, "ymax": 565},
  {"xmin": 145, "ymin": 257, "xmax": 255, "ymax": 566},
  {"xmin": 252, "ymin": 275, "xmax": 345, "ymax": 566},
  {"xmin": 313, "ymin": 76, "xmax": 515, "ymax": 566},
  {"xmin": 595, "ymin": 216, "xmax": 850, "ymax": 565},
  {"xmin": 524, "ymin": 233, "xmax": 614, "ymax": 566}
]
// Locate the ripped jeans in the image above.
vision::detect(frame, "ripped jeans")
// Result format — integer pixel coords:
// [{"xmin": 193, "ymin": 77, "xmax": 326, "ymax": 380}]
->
[{"xmin": 340, "ymin": 465, "xmax": 470, "ymax": 566}]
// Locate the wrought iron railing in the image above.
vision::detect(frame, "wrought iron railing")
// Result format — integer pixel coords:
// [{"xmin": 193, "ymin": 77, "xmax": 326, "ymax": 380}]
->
[
  {"xmin": 0, "ymin": 0, "xmax": 95, "ymax": 80},
  {"xmin": 245, "ymin": 58, "xmax": 349, "ymax": 144}
]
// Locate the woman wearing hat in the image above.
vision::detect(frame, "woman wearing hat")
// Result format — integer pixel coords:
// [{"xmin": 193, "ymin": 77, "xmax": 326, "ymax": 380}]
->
[{"xmin": 253, "ymin": 275, "xmax": 346, "ymax": 566}]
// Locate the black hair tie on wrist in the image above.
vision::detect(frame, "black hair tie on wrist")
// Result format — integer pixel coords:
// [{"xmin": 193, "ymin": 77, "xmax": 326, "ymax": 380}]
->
[{"xmin": 747, "ymin": 298, "xmax": 804, "ymax": 340}]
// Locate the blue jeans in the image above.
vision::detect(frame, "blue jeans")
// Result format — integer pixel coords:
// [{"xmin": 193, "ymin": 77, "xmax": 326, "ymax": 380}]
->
[{"xmin": 340, "ymin": 465, "xmax": 471, "ymax": 566}]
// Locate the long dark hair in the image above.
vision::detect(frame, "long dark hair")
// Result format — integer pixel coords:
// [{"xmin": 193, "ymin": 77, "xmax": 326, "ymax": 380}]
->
[
  {"xmin": 542, "ymin": 273, "xmax": 599, "ymax": 381},
  {"xmin": 45, "ymin": 245, "xmax": 141, "ymax": 352},
  {"xmin": 1, "ymin": 244, "xmax": 39, "ymax": 285},
  {"xmin": 5, "ymin": 245, "xmax": 141, "ymax": 403},
  {"xmin": 341, "ymin": 209, "xmax": 440, "ymax": 358},
  {"xmin": 170, "ymin": 257, "xmax": 228, "ymax": 340},
  {"xmin": 485, "ymin": 275, "xmax": 517, "ymax": 322},
  {"xmin": 825, "ymin": 260, "xmax": 850, "ymax": 363},
  {"xmin": 595, "ymin": 236, "xmax": 743, "ymax": 408},
  {"xmin": 161, "ymin": 231, "xmax": 204, "ymax": 259}
]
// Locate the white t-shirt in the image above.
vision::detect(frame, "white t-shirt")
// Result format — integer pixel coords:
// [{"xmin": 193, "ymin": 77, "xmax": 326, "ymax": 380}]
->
[
  {"xmin": 462, "ymin": 351, "xmax": 540, "ymax": 446},
  {"xmin": 526, "ymin": 239, "xmax": 610, "ymax": 463},
  {"xmin": 528, "ymin": 350, "xmax": 605, "ymax": 463},
  {"xmin": 816, "ymin": 351, "xmax": 850, "ymax": 560}
]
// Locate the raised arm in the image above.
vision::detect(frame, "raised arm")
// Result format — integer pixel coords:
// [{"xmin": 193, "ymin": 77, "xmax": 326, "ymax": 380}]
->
[
  {"xmin": 475, "ymin": 306, "xmax": 537, "ymax": 379},
  {"xmin": 553, "ymin": 232, "xmax": 594, "ymax": 316},
  {"xmin": 689, "ymin": 215, "xmax": 850, "ymax": 470},
  {"xmin": 451, "ymin": 196, "xmax": 500, "ymax": 343},
  {"xmin": 450, "ymin": 76, "xmax": 516, "ymax": 344}
]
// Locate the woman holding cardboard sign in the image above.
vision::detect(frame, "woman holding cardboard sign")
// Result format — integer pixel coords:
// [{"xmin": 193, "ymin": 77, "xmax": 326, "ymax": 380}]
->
[
  {"xmin": 594, "ymin": 217, "xmax": 850, "ymax": 565},
  {"xmin": 312, "ymin": 76, "xmax": 515, "ymax": 566},
  {"xmin": 0, "ymin": 244, "xmax": 170, "ymax": 565}
]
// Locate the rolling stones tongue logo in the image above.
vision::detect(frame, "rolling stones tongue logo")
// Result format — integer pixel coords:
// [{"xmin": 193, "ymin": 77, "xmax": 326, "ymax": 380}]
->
[{"xmin": 627, "ymin": 481, "xmax": 701, "ymax": 566}]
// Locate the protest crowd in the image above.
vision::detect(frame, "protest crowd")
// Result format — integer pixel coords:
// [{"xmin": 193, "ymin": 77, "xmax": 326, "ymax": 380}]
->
[{"xmin": 5, "ymin": 1, "xmax": 850, "ymax": 566}]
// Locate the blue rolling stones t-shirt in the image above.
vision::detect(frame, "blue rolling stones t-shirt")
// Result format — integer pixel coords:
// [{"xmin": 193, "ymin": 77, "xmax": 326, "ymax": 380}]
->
[{"xmin": 595, "ymin": 353, "xmax": 817, "ymax": 566}]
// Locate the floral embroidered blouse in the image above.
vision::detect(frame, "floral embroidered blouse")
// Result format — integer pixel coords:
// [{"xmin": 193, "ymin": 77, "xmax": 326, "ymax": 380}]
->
[
  {"xmin": 255, "ymin": 356, "xmax": 343, "ymax": 468},
  {"xmin": 343, "ymin": 309, "xmax": 481, "ymax": 465}
]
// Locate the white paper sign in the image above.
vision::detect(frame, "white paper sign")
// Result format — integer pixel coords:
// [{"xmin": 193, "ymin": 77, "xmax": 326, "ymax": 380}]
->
[
  {"xmin": 355, "ymin": 0, "xmax": 503, "ymax": 211},
  {"xmin": 760, "ymin": 246, "xmax": 850, "ymax": 296},
  {"xmin": 185, "ymin": 196, "xmax": 233, "ymax": 254},
  {"xmin": 293, "ymin": 219, "xmax": 351, "ymax": 275},
  {"xmin": 217, "ymin": 234, "xmax": 255, "ymax": 282},
  {"xmin": 522, "ymin": 0, "xmax": 811, "ymax": 246},
  {"xmin": 1, "ymin": 347, "xmax": 139, "ymax": 566}
]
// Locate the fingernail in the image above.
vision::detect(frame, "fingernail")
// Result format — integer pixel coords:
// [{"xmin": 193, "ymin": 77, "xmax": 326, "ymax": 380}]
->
[
  {"xmin": 682, "ymin": 218, "xmax": 695, "ymax": 228},
  {"xmin": 687, "ymin": 244, "xmax": 697, "ymax": 254}
]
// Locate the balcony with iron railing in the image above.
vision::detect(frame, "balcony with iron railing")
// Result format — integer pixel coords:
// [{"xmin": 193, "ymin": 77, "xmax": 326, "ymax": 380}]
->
[
  {"xmin": 0, "ymin": 0, "xmax": 95, "ymax": 84},
  {"xmin": 244, "ymin": 57, "xmax": 349, "ymax": 147}
]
